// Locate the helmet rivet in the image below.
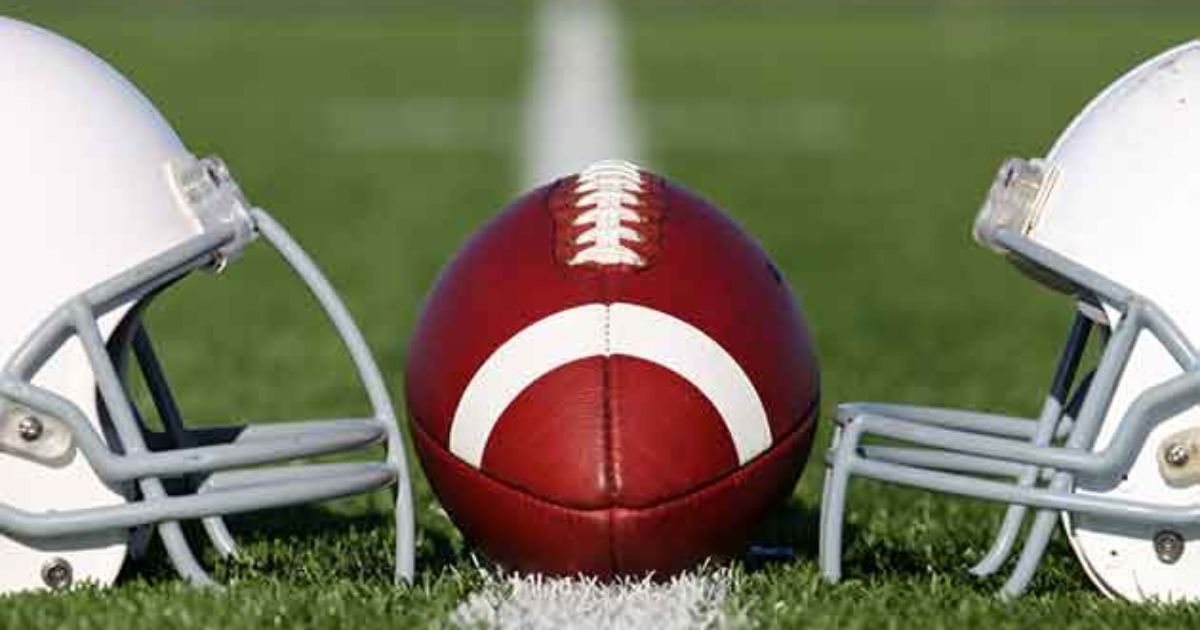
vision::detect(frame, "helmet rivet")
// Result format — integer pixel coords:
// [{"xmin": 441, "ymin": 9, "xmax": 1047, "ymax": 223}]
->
[
  {"xmin": 17, "ymin": 415, "xmax": 43, "ymax": 442},
  {"xmin": 1166, "ymin": 443, "xmax": 1191, "ymax": 467},
  {"xmin": 1154, "ymin": 530, "xmax": 1185, "ymax": 565},
  {"xmin": 40, "ymin": 558, "xmax": 72, "ymax": 591}
]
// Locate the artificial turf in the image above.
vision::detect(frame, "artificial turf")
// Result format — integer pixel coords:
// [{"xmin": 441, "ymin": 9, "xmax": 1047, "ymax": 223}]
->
[{"xmin": 5, "ymin": 1, "xmax": 1200, "ymax": 627}]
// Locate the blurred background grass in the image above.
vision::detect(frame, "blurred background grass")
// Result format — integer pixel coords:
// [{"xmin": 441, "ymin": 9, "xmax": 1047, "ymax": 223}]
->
[{"xmin": 5, "ymin": 1, "xmax": 1200, "ymax": 627}]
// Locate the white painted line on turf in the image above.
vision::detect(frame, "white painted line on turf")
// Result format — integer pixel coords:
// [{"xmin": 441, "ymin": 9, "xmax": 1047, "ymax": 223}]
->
[
  {"xmin": 452, "ymin": 570, "xmax": 747, "ymax": 630},
  {"xmin": 520, "ymin": 0, "xmax": 642, "ymax": 187}
]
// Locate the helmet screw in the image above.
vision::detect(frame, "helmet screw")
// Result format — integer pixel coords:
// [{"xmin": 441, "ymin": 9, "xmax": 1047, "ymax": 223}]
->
[
  {"xmin": 40, "ymin": 558, "xmax": 72, "ymax": 591},
  {"xmin": 1166, "ymin": 443, "xmax": 1191, "ymax": 467},
  {"xmin": 17, "ymin": 415, "xmax": 43, "ymax": 442},
  {"xmin": 1154, "ymin": 530, "xmax": 1186, "ymax": 565}
]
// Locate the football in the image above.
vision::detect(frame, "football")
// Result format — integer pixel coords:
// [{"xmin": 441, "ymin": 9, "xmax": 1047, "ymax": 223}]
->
[{"xmin": 405, "ymin": 160, "xmax": 819, "ymax": 577}]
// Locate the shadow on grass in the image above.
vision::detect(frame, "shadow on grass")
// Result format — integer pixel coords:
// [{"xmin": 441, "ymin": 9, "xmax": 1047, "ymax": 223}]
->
[
  {"xmin": 740, "ymin": 496, "xmax": 821, "ymax": 573},
  {"xmin": 116, "ymin": 481, "xmax": 1091, "ymax": 598},
  {"xmin": 118, "ymin": 500, "xmax": 474, "ymax": 588},
  {"xmin": 739, "ymin": 489, "xmax": 1094, "ymax": 599}
]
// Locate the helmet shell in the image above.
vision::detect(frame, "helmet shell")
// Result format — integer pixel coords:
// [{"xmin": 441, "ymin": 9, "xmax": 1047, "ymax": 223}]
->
[
  {"xmin": 1029, "ymin": 40, "xmax": 1200, "ymax": 601},
  {"xmin": 0, "ymin": 17, "xmax": 202, "ymax": 591}
]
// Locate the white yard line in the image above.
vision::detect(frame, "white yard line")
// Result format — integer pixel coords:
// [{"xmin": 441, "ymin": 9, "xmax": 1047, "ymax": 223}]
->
[
  {"xmin": 452, "ymin": 569, "xmax": 745, "ymax": 630},
  {"xmin": 520, "ymin": 0, "xmax": 642, "ymax": 188}
]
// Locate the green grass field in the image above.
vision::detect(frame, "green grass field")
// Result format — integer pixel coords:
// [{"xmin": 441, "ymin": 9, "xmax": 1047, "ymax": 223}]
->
[{"xmin": 6, "ymin": 1, "xmax": 1200, "ymax": 627}]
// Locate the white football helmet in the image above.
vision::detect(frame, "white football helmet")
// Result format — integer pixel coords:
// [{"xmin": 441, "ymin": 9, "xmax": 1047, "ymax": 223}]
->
[
  {"xmin": 822, "ymin": 40, "xmax": 1200, "ymax": 601},
  {"xmin": 0, "ymin": 17, "xmax": 413, "ymax": 592}
]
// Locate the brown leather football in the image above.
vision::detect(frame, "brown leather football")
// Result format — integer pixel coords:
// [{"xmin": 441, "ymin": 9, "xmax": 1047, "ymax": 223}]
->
[{"xmin": 405, "ymin": 160, "xmax": 819, "ymax": 577}]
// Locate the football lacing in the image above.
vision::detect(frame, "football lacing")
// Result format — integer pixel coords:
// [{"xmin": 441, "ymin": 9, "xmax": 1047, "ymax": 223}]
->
[{"xmin": 569, "ymin": 160, "xmax": 646, "ymax": 266}]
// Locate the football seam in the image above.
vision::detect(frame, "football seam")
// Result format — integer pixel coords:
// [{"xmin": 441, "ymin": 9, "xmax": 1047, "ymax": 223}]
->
[
  {"xmin": 601, "ymin": 279, "xmax": 617, "ymax": 571},
  {"xmin": 411, "ymin": 390, "xmax": 820, "ymax": 512}
]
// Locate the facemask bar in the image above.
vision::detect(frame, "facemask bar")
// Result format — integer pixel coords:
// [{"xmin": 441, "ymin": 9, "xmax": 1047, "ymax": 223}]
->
[
  {"xmin": 821, "ymin": 162, "xmax": 1200, "ymax": 598},
  {"xmin": 0, "ymin": 156, "xmax": 414, "ymax": 588}
]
